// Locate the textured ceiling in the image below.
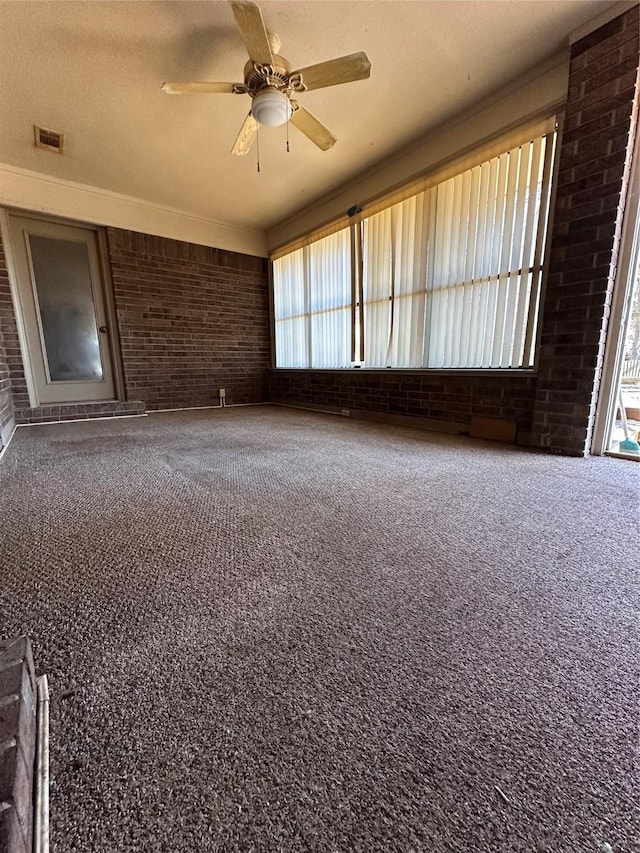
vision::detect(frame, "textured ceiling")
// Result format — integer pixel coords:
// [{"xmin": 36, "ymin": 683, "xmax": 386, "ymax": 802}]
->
[{"xmin": 0, "ymin": 1, "xmax": 619, "ymax": 235}]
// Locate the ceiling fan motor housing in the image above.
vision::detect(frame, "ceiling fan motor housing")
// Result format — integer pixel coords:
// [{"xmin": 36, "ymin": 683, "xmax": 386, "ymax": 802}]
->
[
  {"xmin": 243, "ymin": 53, "xmax": 296, "ymax": 127},
  {"xmin": 243, "ymin": 55, "xmax": 292, "ymax": 92}
]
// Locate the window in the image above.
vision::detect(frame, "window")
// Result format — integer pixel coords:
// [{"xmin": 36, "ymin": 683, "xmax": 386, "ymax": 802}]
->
[
  {"xmin": 273, "ymin": 228, "xmax": 351, "ymax": 368},
  {"xmin": 273, "ymin": 120, "xmax": 556, "ymax": 370}
]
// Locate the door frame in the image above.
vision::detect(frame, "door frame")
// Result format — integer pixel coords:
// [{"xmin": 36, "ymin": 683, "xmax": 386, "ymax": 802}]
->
[
  {"xmin": 0, "ymin": 207, "xmax": 125, "ymax": 409},
  {"xmin": 592, "ymin": 129, "xmax": 640, "ymax": 456}
]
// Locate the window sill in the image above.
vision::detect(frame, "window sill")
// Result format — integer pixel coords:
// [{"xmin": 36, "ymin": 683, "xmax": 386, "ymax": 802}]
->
[{"xmin": 268, "ymin": 367, "xmax": 538, "ymax": 377}]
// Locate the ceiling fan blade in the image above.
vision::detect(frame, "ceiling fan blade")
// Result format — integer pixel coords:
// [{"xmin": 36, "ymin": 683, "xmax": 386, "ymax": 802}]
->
[
  {"xmin": 230, "ymin": 1, "xmax": 274, "ymax": 66},
  {"xmin": 290, "ymin": 103, "xmax": 337, "ymax": 151},
  {"xmin": 231, "ymin": 113, "xmax": 258, "ymax": 156},
  {"xmin": 161, "ymin": 82, "xmax": 239, "ymax": 94},
  {"xmin": 291, "ymin": 52, "xmax": 371, "ymax": 92}
]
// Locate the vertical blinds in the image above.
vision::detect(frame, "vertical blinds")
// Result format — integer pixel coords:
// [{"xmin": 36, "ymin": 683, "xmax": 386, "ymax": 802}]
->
[
  {"xmin": 273, "ymin": 118, "xmax": 556, "ymax": 370},
  {"xmin": 424, "ymin": 130, "xmax": 554, "ymax": 368},
  {"xmin": 362, "ymin": 193, "xmax": 431, "ymax": 367},
  {"xmin": 273, "ymin": 227, "xmax": 351, "ymax": 369}
]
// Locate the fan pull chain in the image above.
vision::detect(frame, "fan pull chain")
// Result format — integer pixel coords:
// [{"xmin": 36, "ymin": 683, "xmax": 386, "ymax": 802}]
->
[
  {"xmin": 286, "ymin": 117, "xmax": 290, "ymax": 153},
  {"xmin": 256, "ymin": 124, "xmax": 260, "ymax": 173}
]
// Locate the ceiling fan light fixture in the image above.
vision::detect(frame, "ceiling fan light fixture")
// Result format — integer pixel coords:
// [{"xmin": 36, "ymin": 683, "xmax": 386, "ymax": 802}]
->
[
  {"xmin": 162, "ymin": 1, "xmax": 372, "ymax": 156},
  {"xmin": 251, "ymin": 87, "xmax": 292, "ymax": 127}
]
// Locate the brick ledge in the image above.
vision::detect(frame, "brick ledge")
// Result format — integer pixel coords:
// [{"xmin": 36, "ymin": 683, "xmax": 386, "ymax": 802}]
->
[{"xmin": 15, "ymin": 400, "xmax": 145, "ymax": 425}]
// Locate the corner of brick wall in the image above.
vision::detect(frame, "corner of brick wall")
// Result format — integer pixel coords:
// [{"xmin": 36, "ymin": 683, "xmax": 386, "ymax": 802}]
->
[
  {"xmin": 531, "ymin": 5, "xmax": 639, "ymax": 456},
  {"xmin": 0, "ymin": 637, "xmax": 37, "ymax": 853},
  {"xmin": 0, "ymin": 242, "xmax": 18, "ymax": 442}
]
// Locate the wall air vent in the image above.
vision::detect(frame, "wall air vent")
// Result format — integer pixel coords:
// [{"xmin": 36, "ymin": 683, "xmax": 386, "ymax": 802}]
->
[{"xmin": 34, "ymin": 126, "xmax": 64, "ymax": 153}]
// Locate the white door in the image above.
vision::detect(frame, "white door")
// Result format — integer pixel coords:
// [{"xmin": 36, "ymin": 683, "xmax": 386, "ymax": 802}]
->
[{"xmin": 8, "ymin": 215, "xmax": 115, "ymax": 404}]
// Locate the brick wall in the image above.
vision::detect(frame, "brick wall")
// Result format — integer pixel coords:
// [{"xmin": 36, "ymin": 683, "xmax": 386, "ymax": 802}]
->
[
  {"xmin": 269, "ymin": 369, "xmax": 538, "ymax": 443},
  {"xmin": 0, "ymin": 239, "xmax": 36, "ymax": 418},
  {"xmin": 0, "ymin": 327, "xmax": 13, "ymax": 448},
  {"xmin": 0, "ymin": 244, "xmax": 17, "ymax": 445},
  {"xmin": 0, "ymin": 227, "xmax": 271, "ymax": 421},
  {"xmin": 107, "ymin": 228, "xmax": 270, "ymax": 410},
  {"xmin": 270, "ymin": 7, "xmax": 639, "ymax": 456},
  {"xmin": 531, "ymin": 5, "xmax": 639, "ymax": 455}
]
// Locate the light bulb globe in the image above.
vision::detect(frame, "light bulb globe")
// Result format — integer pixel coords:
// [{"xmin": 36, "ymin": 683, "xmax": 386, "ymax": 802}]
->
[{"xmin": 251, "ymin": 88, "xmax": 292, "ymax": 127}]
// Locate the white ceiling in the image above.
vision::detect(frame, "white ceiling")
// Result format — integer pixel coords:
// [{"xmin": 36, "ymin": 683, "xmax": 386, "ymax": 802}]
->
[{"xmin": 0, "ymin": 1, "xmax": 620, "ymax": 237}]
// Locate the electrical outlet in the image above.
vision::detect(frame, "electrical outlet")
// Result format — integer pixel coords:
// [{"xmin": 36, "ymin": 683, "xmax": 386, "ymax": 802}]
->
[
  {"xmin": 341, "ymin": 408, "xmax": 350, "ymax": 417},
  {"xmin": 219, "ymin": 388, "xmax": 226, "ymax": 398}
]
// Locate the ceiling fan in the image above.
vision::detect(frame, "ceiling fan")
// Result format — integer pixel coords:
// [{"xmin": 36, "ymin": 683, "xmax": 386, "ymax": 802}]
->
[{"xmin": 161, "ymin": 0, "xmax": 371, "ymax": 156}]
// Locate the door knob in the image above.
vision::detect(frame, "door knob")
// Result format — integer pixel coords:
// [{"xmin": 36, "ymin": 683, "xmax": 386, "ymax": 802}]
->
[{"xmin": 99, "ymin": 325, "xmax": 108, "ymax": 333}]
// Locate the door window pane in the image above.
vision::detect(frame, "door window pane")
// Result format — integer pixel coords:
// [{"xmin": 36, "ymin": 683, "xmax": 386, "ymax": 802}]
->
[{"xmin": 29, "ymin": 235, "xmax": 103, "ymax": 381}]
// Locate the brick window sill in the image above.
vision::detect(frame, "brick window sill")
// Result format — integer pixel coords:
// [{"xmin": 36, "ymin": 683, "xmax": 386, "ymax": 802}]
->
[{"xmin": 268, "ymin": 367, "xmax": 538, "ymax": 377}]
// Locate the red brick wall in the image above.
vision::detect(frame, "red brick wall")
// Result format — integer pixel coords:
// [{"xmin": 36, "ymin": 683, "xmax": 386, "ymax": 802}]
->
[
  {"xmin": 107, "ymin": 228, "xmax": 270, "ymax": 410},
  {"xmin": 270, "ymin": 7, "xmax": 639, "ymax": 456},
  {"xmin": 531, "ymin": 5, "xmax": 639, "ymax": 455}
]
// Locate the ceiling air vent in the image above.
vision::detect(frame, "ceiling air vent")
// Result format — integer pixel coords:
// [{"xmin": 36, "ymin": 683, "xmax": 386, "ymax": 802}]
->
[{"xmin": 34, "ymin": 126, "xmax": 64, "ymax": 153}]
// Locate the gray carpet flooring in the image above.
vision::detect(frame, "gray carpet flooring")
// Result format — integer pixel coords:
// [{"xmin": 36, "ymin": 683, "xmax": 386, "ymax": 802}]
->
[{"xmin": 0, "ymin": 405, "xmax": 638, "ymax": 852}]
